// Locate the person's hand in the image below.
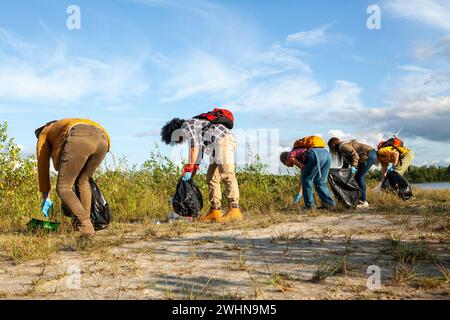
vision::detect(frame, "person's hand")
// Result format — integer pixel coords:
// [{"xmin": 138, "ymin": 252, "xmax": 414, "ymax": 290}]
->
[
  {"xmin": 387, "ymin": 166, "xmax": 395, "ymax": 173},
  {"xmin": 41, "ymin": 197, "xmax": 53, "ymax": 218},
  {"xmin": 293, "ymin": 193, "xmax": 302, "ymax": 204},
  {"xmin": 351, "ymin": 167, "xmax": 357, "ymax": 174},
  {"xmin": 182, "ymin": 164, "xmax": 199, "ymax": 182}
]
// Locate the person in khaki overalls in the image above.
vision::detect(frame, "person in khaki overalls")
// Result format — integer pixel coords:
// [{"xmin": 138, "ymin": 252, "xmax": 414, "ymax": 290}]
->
[{"xmin": 35, "ymin": 119, "xmax": 110, "ymax": 237}]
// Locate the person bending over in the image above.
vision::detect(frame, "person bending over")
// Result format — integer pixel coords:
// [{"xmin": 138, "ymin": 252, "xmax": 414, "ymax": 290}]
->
[
  {"xmin": 328, "ymin": 137, "xmax": 377, "ymax": 209},
  {"xmin": 161, "ymin": 109, "xmax": 242, "ymax": 223},
  {"xmin": 35, "ymin": 119, "xmax": 110, "ymax": 237}
]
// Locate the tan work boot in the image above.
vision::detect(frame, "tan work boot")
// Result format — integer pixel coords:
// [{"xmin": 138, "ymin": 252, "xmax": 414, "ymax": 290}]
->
[
  {"xmin": 199, "ymin": 208, "xmax": 223, "ymax": 222},
  {"xmin": 221, "ymin": 207, "xmax": 243, "ymax": 223}
]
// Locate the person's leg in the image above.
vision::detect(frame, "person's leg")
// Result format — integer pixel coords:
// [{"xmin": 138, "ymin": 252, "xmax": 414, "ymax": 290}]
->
[
  {"xmin": 75, "ymin": 129, "xmax": 108, "ymax": 216},
  {"xmin": 206, "ymin": 163, "xmax": 222, "ymax": 209},
  {"xmin": 313, "ymin": 149, "xmax": 335, "ymax": 208},
  {"xmin": 57, "ymin": 127, "xmax": 97, "ymax": 234},
  {"xmin": 219, "ymin": 164, "xmax": 239, "ymax": 207},
  {"xmin": 355, "ymin": 149, "xmax": 377, "ymax": 202},
  {"xmin": 216, "ymin": 134, "xmax": 239, "ymax": 208},
  {"xmin": 301, "ymin": 151, "xmax": 318, "ymax": 209},
  {"xmin": 200, "ymin": 163, "xmax": 223, "ymax": 222},
  {"xmin": 217, "ymin": 134, "xmax": 241, "ymax": 221},
  {"xmin": 395, "ymin": 151, "xmax": 414, "ymax": 176}
]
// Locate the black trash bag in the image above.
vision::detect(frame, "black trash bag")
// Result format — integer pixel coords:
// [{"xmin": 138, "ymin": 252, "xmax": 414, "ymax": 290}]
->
[
  {"xmin": 62, "ymin": 177, "xmax": 111, "ymax": 230},
  {"xmin": 328, "ymin": 168, "xmax": 360, "ymax": 208},
  {"xmin": 381, "ymin": 171, "xmax": 413, "ymax": 201},
  {"xmin": 172, "ymin": 178, "xmax": 203, "ymax": 217}
]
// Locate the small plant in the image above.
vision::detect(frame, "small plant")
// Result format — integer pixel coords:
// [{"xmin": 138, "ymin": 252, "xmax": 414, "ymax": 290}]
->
[
  {"xmin": 267, "ymin": 272, "xmax": 295, "ymax": 293},
  {"xmin": 182, "ymin": 279, "xmax": 212, "ymax": 300},
  {"xmin": 229, "ymin": 250, "xmax": 248, "ymax": 271},
  {"xmin": 385, "ymin": 241, "xmax": 437, "ymax": 265},
  {"xmin": 311, "ymin": 259, "xmax": 343, "ymax": 283},
  {"xmin": 391, "ymin": 262, "xmax": 417, "ymax": 285}
]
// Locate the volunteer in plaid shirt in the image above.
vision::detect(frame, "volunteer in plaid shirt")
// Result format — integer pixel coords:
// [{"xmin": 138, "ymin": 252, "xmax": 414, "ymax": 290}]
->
[{"xmin": 161, "ymin": 112, "xmax": 242, "ymax": 223}]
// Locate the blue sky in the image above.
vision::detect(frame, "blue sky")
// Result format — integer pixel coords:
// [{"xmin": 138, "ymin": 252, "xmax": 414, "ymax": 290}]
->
[{"xmin": 0, "ymin": 0, "xmax": 449, "ymax": 170}]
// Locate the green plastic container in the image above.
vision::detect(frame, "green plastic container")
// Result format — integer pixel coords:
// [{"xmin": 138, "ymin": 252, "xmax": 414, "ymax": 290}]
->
[{"xmin": 27, "ymin": 218, "xmax": 60, "ymax": 232}]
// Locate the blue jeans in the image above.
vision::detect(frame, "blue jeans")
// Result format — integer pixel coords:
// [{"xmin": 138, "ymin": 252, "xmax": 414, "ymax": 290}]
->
[
  {"xmin": 302, "ymin": 148, "xmax": 336, "ymax": 209},
  {"xmin": 354, "ymin": 149, "xmax": 377, "ymax": 202}
]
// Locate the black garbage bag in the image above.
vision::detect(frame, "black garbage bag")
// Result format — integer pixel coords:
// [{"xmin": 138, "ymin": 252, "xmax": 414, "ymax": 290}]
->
[
  {"xmin": 62, "ymin": 177, "xmax": 111, "ymax": 230},
  {"xmin": 328, "ymin": 168, "xmax": 360, "ymax": 208},
  {"xmin": 381, "ymin": 171, "xmax": 413, "ymax": 200},
  {"xmin": 172, "ymin": 178, "xmax": 203, "ymax": 217}
]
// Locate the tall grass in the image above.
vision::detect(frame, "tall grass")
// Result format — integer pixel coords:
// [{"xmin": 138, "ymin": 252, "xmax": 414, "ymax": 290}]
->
[
  {"xmin": 0, "ymin": 121, "xmax": 449, "ymax": 233},
  {"xmin": 0, "ymin": 122, "xmax": 299, "ymax": 232}
]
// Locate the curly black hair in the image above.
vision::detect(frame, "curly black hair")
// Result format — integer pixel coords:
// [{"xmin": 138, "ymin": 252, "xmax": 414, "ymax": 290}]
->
[
  {"xmin": 160, "ymin": 118, "xmax": 186, "ymax": 145},
  {"xmin": 280, "ymin": 151, "xmax": 290, "ymax": 165}
]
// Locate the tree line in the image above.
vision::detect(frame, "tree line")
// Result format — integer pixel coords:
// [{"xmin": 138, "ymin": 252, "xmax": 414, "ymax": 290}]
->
[{"xmin": 367, "ymin": 165, "xmax": 450, "ymax": 183}]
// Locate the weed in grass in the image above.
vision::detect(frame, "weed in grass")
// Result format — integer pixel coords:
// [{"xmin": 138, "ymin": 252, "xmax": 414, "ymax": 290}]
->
[
  {"xmin": 436, "ymin": 262, "xmax": 450, "ymax": 281},
  {"xmin": 267, "ymin": 272, "xmax": 296, "ymax": 293},
  {"xmin": 384, "ymin": 241, "xmax": 438, "ymax": 265},
  {"xmin": 271, "ymin": 230, "xmax": 307, "ymax": 256},
  {"xmin": 391, "ymin": 262, "xmax": 417, "ymax": 285},
  {"xmin": 311, "ymin": 259, "xmax": 344, "ymax": 283},
  {"xmin": 182, "ymin": 279, "xmax": 212, "ymax": 300},
  {"xmin": 414, "ymin": 276, "xmax": 449, "ymax": 289},
  {"xmin": 229, "ymin": 250, "xmax": 248, "ymax": 271},
  {"xmin": 270, "ymin": 230, "xmax": 305, "ymax": 243}
]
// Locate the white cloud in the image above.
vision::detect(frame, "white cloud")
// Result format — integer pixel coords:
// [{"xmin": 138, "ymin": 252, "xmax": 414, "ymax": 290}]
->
[
  {"xmin": 231, "ymin": 77, "xmax": 362, "ymax": 117},
  {"xmin": 159, "ymin": 37, "xmax": 312, "ymax": 103},
  {"xmin": 386, "ymin": 0, "xmax": 450, "ymax": 32},
  {"xmin": 231, "ymin": 75, "xmax": 322, "ymax": 112},
  {"xmin": 414, "ymin": 46, "xmax": 437, "ymax": 60},
  {"xmin": 158, "ymin": 25, "xmax": 360, "ymax": 115},
  {"xmin": 0, "ymin": 27, "xmax": 150, "ymax": 102},
  {"xmin": 286, "ymin": 25, "xmax": 330, "ymax": 46},
  {"xmin": 328, "ymin": 129, "xmax": 355, "ymax": 141},
  {"xmin": 361, "ymin": 96, "xmax": 450, "ymax": 142},
  {"xmin": 327, "ymin": 129, "xmax": 385, "ymax": 148},
  {"xmin": 161, "ymin": 52, "xmax": 245, "ymax": 102}
]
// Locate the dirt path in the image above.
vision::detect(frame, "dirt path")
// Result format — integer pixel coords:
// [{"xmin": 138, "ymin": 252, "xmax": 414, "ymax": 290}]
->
[{"xmin": 0, "ymin": 213, "xmax": 449, "ymax": 299}]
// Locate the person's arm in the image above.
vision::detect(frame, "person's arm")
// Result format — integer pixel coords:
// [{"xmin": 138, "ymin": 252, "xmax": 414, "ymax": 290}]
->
[
  {"xmin": 381, "ymin": 162, "xmax": 388, "ymax": 177},
  {"xmin": 298, "ymin": 173, "xmax": 303, "ymax": 195},
  {"xmin": 341, "ymin": 143, "xmax": 359, "ymax": 168},
  {"xmin": 291, "ymin": 157, "xmax": 303, "ymax": 169},
  {"xmin": 189, "ymin": 145, "xmax": 200, "ymax": 166},
  {"xmin": 391, "ymin": 151, "xmax": 400, "ymax": 167},
  {"xmin": 36, "ymin": 132, "xmax": 51, "ymax": 196},
  {"xmin": 188, "ymin": 145, "xmax": 201, "ymax": 177}
]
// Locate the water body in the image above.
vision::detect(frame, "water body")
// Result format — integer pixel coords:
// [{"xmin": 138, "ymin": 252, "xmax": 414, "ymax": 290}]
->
[{"xmin": 413, "ymin": 182, "xmax": 450, "ymax": 190}]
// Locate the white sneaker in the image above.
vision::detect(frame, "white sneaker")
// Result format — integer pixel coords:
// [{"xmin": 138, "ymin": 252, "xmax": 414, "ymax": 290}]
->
[{"xmin": 356, "ymin": 201, "xmax": 370, "ymax": 209}]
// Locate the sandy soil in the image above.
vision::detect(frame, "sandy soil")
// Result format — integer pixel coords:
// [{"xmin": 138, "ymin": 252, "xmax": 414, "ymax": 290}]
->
[{"xmin": 0, "ymin": 212, "xmax": 449, "ymax": 300}]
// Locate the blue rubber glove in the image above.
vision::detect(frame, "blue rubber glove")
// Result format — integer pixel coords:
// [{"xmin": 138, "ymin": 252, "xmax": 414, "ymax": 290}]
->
[
  {"xmin": 182, "ymin": 171, "xmax": 192, "ymax": 182},
  {"xmin": 41, "ymin": 198, "xmax": 54, "ymax": 218},
  {"xmin": 351, "ymin": 167, "xmax": 357, "ymax": 174},
  {"xmin": 387, "ymin": 166, "xmax": 395, "ymax": 173},
  {"xmin": 293, "ymin": 193, "xmax": 302, "ymax": 204}
]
